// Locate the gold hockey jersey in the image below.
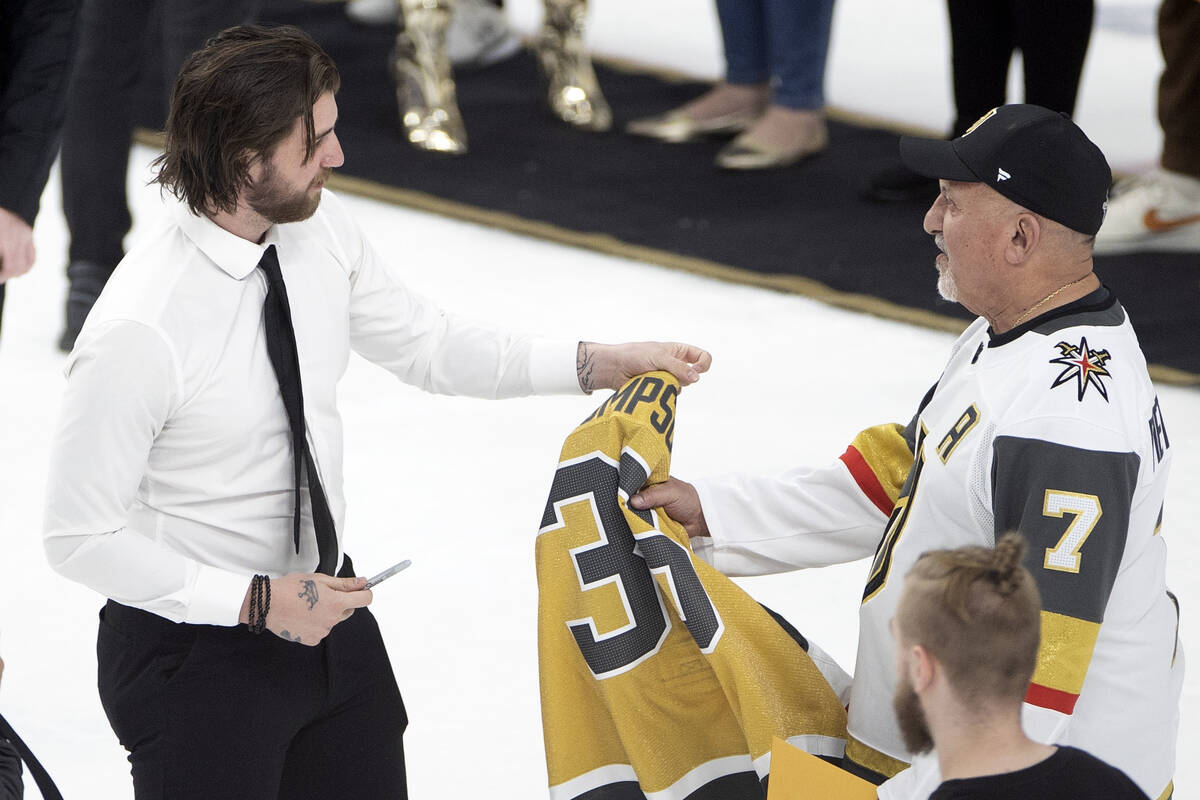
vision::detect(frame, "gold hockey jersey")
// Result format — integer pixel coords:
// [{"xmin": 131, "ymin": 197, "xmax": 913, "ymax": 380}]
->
[{"xmin": 537, "ymin": 372, "xmax": 848, "ymax": 800}]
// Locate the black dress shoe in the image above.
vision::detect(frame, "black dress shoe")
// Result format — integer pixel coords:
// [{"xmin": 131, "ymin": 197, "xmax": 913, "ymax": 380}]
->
[{"xmin": 59, "ymin": 260, "xmax": 112, "ymax": 352}]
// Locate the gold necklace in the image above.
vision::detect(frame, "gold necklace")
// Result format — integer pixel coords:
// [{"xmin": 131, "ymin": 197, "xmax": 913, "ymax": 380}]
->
[{"xmin": 1013, "ymin": 275, "xmax": 1091, "ymax": 327}]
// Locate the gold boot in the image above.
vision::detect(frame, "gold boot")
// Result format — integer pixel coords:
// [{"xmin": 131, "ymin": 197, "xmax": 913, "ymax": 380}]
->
[
  {"xmin": 394, "ymin": 0, "xmax": 468, "ymax": 154},
  {"xmin": 536, "ymin": 0, "xmax": 611, "ymax": 131}
]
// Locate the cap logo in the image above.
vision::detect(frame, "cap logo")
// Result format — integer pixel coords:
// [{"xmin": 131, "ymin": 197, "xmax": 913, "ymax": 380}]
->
[
  {"xmin": 997, "ymin": 168, "xmax": 1011, "ymax": 182},
  {"xmin": 963, "ymin": 107, "xmax": 999, "ymax": 137}
]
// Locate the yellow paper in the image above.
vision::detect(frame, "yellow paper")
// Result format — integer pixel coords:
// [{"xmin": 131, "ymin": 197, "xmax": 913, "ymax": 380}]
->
[{"xmin": 767, "ymin": 737, "xmax": 877, "ymax": 800}]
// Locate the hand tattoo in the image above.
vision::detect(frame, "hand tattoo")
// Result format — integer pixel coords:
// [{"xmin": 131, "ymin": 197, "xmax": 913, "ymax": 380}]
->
[
  {"xmin": 277, "ymin": 629, "xmax": 303, "ymax": 643},
  {"xmin": 299, "ymin": 580, "xmax": 319, "ymax": 611},
  {"xmin": 576, "ymin": 342, "xmax": 597, "ymax": 393}
]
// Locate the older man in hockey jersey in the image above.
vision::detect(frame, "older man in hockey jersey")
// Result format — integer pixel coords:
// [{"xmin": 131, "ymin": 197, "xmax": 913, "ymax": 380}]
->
[{"xmin": 630, "ymin": 104, "xmax": 1182, "ymax": 799}]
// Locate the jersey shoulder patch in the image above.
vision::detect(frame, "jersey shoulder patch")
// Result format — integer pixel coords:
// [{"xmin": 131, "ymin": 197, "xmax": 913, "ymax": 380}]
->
[{"xmin": 1048, "ymin": 336, "xmax": 1114, "ymax": 402}]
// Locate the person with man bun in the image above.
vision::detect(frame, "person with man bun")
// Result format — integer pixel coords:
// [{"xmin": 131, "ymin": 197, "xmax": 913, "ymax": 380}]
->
[{"xmin": 891, "ymin": 534, "xmax": 1147, "ymax": 798}]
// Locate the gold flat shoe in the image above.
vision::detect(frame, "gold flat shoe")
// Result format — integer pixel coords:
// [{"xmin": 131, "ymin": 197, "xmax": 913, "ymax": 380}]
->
[
  {"xmin": 393, "ymin": 1, "xmax": 468, "ymax": 154},
  {"xmin": 715, "ymin": 125, "xmax": 828, "ymax": 170},
  {"xmin": 625, "ymin": 107, "xmax": 760, "ymax": 143},
  {"xmin": 537, "ymin": 0, "xmax": 612, "ymax": 131}
]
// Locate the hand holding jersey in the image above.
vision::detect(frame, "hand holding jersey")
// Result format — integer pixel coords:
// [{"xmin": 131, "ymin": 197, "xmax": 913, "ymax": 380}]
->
[
  {"xmin": 575, "ymin": 341, "xmax": 711, "ymax": 394},
  {"xmin": 628, "ymin": 476, "xmax": 708, "ymax": 538},
  {"xmin": 537, "ymin": 372, "xmax": 849, "ymax": 799}
]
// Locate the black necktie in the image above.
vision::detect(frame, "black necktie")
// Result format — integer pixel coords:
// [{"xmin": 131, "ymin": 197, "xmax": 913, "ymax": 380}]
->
[{"xmin": 258, "ymin": 244, "xmax": 338, "ymax": 575}]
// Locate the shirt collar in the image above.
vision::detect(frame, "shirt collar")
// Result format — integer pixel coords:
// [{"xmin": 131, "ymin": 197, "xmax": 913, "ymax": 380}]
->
[
  {"xmin": 174, "ymin": 202, "xmax": 282, "ymax": 280},
  {"xmin": 986, "ymin": 285, "xmax": 1115, "ymax": 348}
]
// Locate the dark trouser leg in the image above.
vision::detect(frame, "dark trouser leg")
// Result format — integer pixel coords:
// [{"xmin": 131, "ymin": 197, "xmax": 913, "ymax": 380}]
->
[
  {"xmin": 763, "ymin": 0, "xmax": 836, "ymax": 110},
  {"xmin": 98, "ymin": 601, "xmax": 300, "ymax": 798},
  {"xmin": 1158, "ymin": 0, "xmax": 1200, "ymax": 178},
  {"xmin": 59, "ymin": 0, "xmax": 259, "ymax": 351},
  {"xmin": 716, "ymin": 0, "xmax": 769, "ymax": 87},
  {"xmin": 947, "ymin": 0, "xmax": 1014, "ymax": 137},
  {"xmin": 278, "ymin": 608, "xmax": 409, "ymax": 798},
  {"xmin": 61, "ymin": 0, "xmax": 260, "ymax": 268},
  {"xmin": 58, "ymin": 0, "xmax": 151, "ymax": 350},
  {"xmin": 1013, "ymin": 0, "xmax": 1093, "ymax": 117},
  {"xmin": 160, "ymin": 0, "xmax": 261, "ymax": 89},
  {"xmin": 864, "ymin": 0, "xmax": 1011, "ymax": 201},
  {"xmin": 60, "ymin": 0, "xmax": 150, "ymax": 271},
  {"xmin": 98, "ymin": 601, "xmax": 408, "ymax": 800}
]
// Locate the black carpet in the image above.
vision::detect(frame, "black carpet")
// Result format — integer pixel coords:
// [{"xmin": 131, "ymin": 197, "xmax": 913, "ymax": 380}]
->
[{"xmin": 137, "ymin": 0, "xmax": 1200, "ymax": 382}]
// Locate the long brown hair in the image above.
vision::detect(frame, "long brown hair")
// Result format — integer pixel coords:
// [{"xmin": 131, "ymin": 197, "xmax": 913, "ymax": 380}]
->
[
  {"xmin": 152, "ymin": 24, "xmax": 340, "ymax": 216},
  {"xmin": 897, "ymin": 533, "xmax": 1042, "ymax": 704}
]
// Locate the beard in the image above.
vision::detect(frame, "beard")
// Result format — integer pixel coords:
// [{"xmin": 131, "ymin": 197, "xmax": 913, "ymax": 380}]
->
[
  {"xmin": 892, "ymin": 673, "xmax": 934, "ymax": 755},
  {"xmin": 936, "ymin": 264, "xmax": 958, "ymax": 302},
  {"xmin": 934, "ymin": 233, "xmax": 958, "ymax": 302},
  {"xmin": 246, "ymin": 162, "xmax": 328, "ymax": 225}
]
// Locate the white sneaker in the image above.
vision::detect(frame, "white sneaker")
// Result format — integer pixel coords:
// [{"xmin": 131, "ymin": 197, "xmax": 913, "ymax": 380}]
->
[
  {"xmin": 446, "ymin": 0, "xmax": 520, "ymax": 69},
  {"xmin": 1094, "ymin": 169, "xmax": 1200, "ymax": 254},
  {"xmin": 346, "ymin": 0, "xmax": 397, "ymax": 25}
]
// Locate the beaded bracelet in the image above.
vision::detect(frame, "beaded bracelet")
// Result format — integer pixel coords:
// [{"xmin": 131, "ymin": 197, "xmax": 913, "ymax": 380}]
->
[
  {"xmin": 248, "ymin": 574, "xmax": 271, "ymax": 634},
  {"xmin": 247, "ymin": 575, "xmax": 260, "ymax": 633}
]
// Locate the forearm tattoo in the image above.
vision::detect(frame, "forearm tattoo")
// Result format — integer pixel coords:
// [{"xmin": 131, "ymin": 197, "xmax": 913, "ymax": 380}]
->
[
  {"xmin": 299, "ymin": 580, "xmax": 318, "ymax": 611},
  {"xmin": 576, "ymin": 342, "xmax": 597, "ymax": 393}
]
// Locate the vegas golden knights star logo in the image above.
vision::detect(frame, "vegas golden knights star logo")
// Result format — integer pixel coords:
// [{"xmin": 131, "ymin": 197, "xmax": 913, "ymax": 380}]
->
[{"xmin": 1049, "ymin": 337, "xmax": 1112, "ymax": 402}]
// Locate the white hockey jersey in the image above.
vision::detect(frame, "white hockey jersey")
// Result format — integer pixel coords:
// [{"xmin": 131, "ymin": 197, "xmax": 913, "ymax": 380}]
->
[{"xmin": 692, "ymin": 289, "xmax": 1182, "ymax": 799}]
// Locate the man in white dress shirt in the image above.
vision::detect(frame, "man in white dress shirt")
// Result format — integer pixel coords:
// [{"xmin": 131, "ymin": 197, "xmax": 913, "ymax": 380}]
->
[{"xmin": 41, "ymin": 24, "xmax": 710, "ymax": 800}]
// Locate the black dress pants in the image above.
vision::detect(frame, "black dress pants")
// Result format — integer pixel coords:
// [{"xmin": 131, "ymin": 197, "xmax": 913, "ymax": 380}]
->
[
  {"xmin": 947, "ymin": 0, "xmax": 1094, "ymax": 136},
  {"xmin": 60, "ymin": 0, "xmax": 258, "ymax": 270},
  {"xmin": 97, "ymin": 598, "xmax": 408, "ymax": 799}
]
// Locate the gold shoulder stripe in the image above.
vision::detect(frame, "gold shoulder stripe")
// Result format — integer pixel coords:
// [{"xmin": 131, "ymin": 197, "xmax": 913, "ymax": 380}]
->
[
  {"xmin": 846, "ymin": 424, "xmax": 912, "ymax": 505},
  {"xmin": 1030, "ymin": 610, "xmax": 1101, "ymax": 696}
]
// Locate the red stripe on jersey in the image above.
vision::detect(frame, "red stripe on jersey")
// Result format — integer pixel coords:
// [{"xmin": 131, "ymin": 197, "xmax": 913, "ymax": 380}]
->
[
  {"xmin": 839, "ymin": 445, "xmax": 895, "ymax": 517},
  {"xmin": 1025, "ymin": 682, "xmax": 1079, "ymax": 714}
]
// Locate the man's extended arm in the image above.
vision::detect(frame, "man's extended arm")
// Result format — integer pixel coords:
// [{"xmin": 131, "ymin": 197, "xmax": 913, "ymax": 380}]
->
[
  {"xmin": 631, "ymin": 423, "xmax": 913, "ymax": 575},
  {"xmin": 331, "ymin": 192, "xmax": 709, "ymax": 398}
]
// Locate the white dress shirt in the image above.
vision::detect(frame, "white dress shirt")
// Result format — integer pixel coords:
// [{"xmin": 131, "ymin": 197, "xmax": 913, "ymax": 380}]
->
[{"xmin": 43, "ymin": 190, "xmax": 582, "ymax": 627}]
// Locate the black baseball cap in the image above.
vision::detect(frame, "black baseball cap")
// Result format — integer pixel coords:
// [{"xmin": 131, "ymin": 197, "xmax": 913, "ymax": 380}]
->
[{"xmin": 899, "ymin": 104, "xmax": 1112, "ymax": 236}]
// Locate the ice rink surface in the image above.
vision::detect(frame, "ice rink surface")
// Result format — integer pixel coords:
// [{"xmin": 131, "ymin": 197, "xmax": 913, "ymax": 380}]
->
[{"xmin": 1, "ymin": 0, "xmax": 1195, "ymax": 796}]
